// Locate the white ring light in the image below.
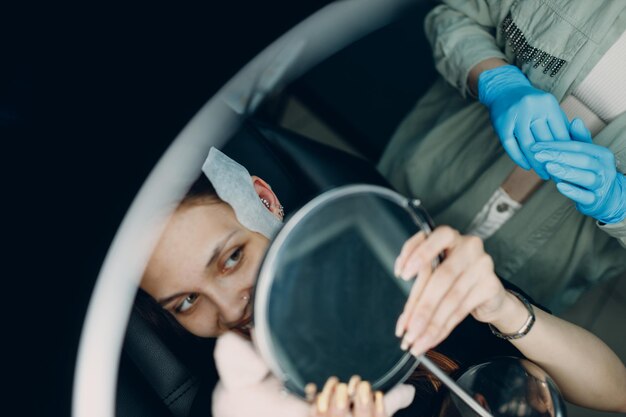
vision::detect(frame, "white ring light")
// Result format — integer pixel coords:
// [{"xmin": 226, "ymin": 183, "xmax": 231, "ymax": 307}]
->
[{"xmin": 72, "ymin": 1, "xmax": 417, "ymax": 416}]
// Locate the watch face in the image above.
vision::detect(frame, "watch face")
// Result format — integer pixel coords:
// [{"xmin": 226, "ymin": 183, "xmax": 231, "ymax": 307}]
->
[{"xmin": 253, "ymin": 185, "xmax": 433, "ymax": 397}]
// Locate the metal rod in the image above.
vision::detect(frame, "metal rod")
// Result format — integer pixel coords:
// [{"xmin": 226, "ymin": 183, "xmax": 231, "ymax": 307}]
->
[{"xmin": 419, "ymin": 355, "xmax": 494, "ymax": 417}]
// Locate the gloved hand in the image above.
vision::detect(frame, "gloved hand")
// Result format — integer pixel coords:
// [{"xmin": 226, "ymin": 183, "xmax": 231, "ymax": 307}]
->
[
  {"xmin": 478, "ymin": 64, "xmax": 571, "ymax": 179},
  {"xmin": 531, "ymin": 118, "xmax": 626, "ymax": 224},
  {"xmin": 212, "ymin": 332, "xmax": 416, "ymax": 417}
]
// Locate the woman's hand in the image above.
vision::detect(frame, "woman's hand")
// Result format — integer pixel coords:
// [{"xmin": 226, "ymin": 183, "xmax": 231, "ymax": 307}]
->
[
  {"xmin": 393, "ymin": 226, "xmax": 509, "ymax": 357},
  {"xmin": 531, "ymin": 118, "xmax": 626, "ymax": 224},
  {"xmin": 477, "ymin": 64, "xmax": 571, "ymax": 179},
  {"xmin": 308, "ymin": 376, "xmax": 414, "ymax": 417}
]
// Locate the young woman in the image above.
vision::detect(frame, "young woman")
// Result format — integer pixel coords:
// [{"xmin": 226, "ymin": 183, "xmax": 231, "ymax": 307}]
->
[{"xmin": 138, "ymin": 149, "xmax": 626, "ymax": 416}]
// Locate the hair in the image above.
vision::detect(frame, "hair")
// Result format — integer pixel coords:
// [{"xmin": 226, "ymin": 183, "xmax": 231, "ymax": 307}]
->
[
  {"xmin": 413, "ymin": 350, "xmax": 459, "ymax": 389},
  {"xmin": 179, "ymin": 173, "xmax": 220, "ymax": 207}
]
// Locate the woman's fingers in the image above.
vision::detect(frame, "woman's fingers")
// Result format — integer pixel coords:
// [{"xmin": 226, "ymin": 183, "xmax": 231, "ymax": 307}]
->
[
  {"xmin": 400, "ymin": 235, "xmax": 485, "ymax": 352},
  {"xmin": 328, "ymin": 383, "xmax": 349, "ymax": 417},
  {"xmin": 314, "ymin": 377, "xmax": 339, "ymax": 415},
  {"xmin": 495, "ymin": 114, "xmax": 531, "ymax": 170},
  {"xmin": 515, "ymin": 118, "xmax": 549, "ymax": 179},
  {"xmin": 545, "ymin": 163, "xmax": 600, "ymax": 189},
  {"xmin": 409, "ymin": 255, "xmax": 498, "ymax": 356},
  {"xmin": 353, "ymin": 381, "xmax": 373, "ymax": 417},
  {"xmin": 569, "ymin": 117, "xmax": 593, "ymax": 143},
  {"xmin": 394, "ymin": 231, "xmax": 426, "ymax": 279},
  {"xmin": 395, "ymin": 227, "xmax": 461, "ymax": 337},
  {"xmin": 305, "ymin": 383, "xmax": 318, "ymax": 403},
  {"xmin": 311, "ymin": 376, "xmax": 384, "ymax": 417},
  {"xmin": 347, "ymin": 375, "xmax": 361, "ymax": 399},
  {"xmin": 556, "ymin": 182, "xmax": 596, "ymax": 205},
  {"xmin": 374, "ymin": 391, "xmax": 385, "ymax": 417}
]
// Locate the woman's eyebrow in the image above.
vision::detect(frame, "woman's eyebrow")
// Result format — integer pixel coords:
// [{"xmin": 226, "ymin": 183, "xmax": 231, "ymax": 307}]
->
[{"xmin": 206, "ymin": 230, "xmax": 238, "ymax": 269}]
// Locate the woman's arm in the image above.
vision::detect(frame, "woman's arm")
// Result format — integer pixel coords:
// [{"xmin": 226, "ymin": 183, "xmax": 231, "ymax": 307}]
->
[
  {"xmin": 424, "ymin": 0, "xmax": 510, "ymax": 97},
  {"xmin": 491, "ymin": 292, "xmax": 626, "ymax": 412},
  {"xmin": 394, "ymin": 226, "xmax": 626, "ymax": 412}
]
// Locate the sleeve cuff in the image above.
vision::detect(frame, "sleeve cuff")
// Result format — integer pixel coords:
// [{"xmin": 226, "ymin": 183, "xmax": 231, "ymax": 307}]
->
[
  {"xmin": 435, "ymin": 32, "xmax": 507, "ymax": 99},
  {"xmin": 597, "ymin": 218, "xmax": 626, "ymax": 248}
]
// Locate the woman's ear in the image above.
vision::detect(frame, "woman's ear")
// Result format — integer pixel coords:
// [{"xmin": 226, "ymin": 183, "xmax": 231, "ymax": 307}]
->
[{"xmin": 251, "ymin": 176, "xmax": 284, "ymax": 220}]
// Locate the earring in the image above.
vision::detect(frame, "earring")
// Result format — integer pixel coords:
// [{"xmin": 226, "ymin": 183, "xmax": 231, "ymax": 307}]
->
[
  {"xmin": 242, "ymin": 294, "xmax": 249, "ymax": 302},
  {"xmin": 260, "ymin": 197, "xmax": 285, "ymax": 219}
]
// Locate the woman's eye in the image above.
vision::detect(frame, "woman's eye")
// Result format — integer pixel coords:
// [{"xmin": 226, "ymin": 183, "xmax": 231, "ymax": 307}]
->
[
  {"xmin": 175, "ymin": 293, "xmax": 198, "ymax": 313},
  {"xmin": 224, "ymin": 247, "xmax": 243, "ymax": 270}
]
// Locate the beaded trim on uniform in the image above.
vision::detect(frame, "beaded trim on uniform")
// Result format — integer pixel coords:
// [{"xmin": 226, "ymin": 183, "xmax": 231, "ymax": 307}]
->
[{"xmin": 501, "ymin": 13, "xmax": 567, "ymax": 77}]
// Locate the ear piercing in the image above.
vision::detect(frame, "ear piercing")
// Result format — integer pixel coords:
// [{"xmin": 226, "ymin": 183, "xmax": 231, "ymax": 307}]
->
[
  {"xmin": 242, "ymin": 294, "xmax": 249, "ymax": 302},
  {"xmin": 260, "ymin": 197, "xmax": 285, "ymax": 219}
]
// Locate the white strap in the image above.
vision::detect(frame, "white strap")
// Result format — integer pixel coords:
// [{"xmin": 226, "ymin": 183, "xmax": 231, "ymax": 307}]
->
[{"xmin": 466, "ymin": 187, "xmax": 522, "ymax": 239}]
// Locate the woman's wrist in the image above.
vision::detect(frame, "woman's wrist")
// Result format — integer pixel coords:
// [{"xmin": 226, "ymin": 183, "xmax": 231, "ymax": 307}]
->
[
  {"xmin": 467, "ymin": 58, "xmax": 508, "ymax": 97},
  {"xmin": 487, "ymin": 290, "xmax": 531, "ymax": 335}
]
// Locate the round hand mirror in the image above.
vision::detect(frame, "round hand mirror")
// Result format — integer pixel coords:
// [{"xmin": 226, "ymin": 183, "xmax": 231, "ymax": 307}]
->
[{"xmin": 253, "ymin": 184, "xmax": 436, "ymax": 397}]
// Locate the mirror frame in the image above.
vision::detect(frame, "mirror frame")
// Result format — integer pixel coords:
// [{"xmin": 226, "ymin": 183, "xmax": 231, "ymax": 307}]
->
[{"xmin": 253, "ymin": 184, "xmax": 436, "ymax": 397}]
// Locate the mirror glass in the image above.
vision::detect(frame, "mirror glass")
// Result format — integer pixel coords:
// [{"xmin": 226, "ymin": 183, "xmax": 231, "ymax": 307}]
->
[{"xmin": 254, "ymin": 185, "xmax": 436, "ymax": 397}]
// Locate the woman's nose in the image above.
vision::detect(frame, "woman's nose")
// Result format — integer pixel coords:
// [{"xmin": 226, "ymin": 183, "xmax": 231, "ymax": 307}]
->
[{"xmin": 215, "ymin": 289, "xmax": 252, "ymax": 326}]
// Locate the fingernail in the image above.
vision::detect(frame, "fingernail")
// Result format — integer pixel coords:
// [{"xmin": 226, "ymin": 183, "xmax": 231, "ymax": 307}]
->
[
  {"xmin": 322, "ymin": 376, "xmax": 338, "ymax": 392},
  {"xmin": 317, "ymin": 393, "xmax": 330, "ymax": 413},
  {"xmin": 375, "ymin": 391, "xmax": 384, "ymax": 414},
  {"xmin": 394, "ymin": 259, "xmax": 401, "ymax": 277},
  {"xmin": 335, "ymin": 383, "xmax": 348, "ymax": 410},
  {"xmin": 347, "ymin": 375, "xmax": 361, "ymax": 398},
  {"xmin": 400, "ymin": 334, "xmax": 412, "ymax": 351},
  {"xmin": 545, "ymin": 162, "xmax": 561, "ymax": 174},
  {"xmin": 534, "ymin": 151, "xmax": 551, "ymax": 162},
  {"xmin": 357, "ymin": 381, "xmax": 371, "ymax": 406},
  {"xmin": 410, "ymin": 337, "xmax": 430, "ymax": 357},
  {"xmin": 305, "ymin": 383, "xmax": 317, "ymax": 403},
  {"xmin": 395, "ymin": 313, "xmax": 405, "ymax": 337},
  {"xmin": 401, "ymin": 266, "xmax": 418, "ymax": 281}
]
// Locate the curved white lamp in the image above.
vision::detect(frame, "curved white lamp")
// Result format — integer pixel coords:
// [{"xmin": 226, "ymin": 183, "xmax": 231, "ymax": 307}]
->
[{"xmin": 72, "ymin": 1, "xmax": 416, "ymax": 416}]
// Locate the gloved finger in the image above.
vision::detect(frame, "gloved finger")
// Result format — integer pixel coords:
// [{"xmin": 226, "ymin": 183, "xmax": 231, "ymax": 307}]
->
[
  {"xmin": 545, "ymin": 163, "xmax": 600, "ymax": 189},
  {"xmin": 383, "ymin": 384, "xmax": 416, "ymax": 415},
  {"xmin": 531, "ymin": 140, "xmax": 600, "ymax": 156},
  {"xmin": 569, "ymin": 118, "xmax": 593, "ymax": 144},
  {"xmin": 534, "ymin": 149, "xmax": 603, "ymax": 172},
  {"xmin": 547, "ymin": 109, "xmax": 571, "ymax": 141},
  {"xmin": 556, "ymin": 182, "xmax": 597, "ymax": 206},
  {"xmin": 529, "ymin": 119, "xmax": 553, "ymax": 142},
  {"xmin": 495, "ymin": 116, "xmax": 531, "ymax": 170},
  {"xmin": 214, "ymin": 331, "xmax": 270, "ymax": 389},
  {"xmin": 515, "ymin": 121, "xmax": 549, "ymax": 179}
]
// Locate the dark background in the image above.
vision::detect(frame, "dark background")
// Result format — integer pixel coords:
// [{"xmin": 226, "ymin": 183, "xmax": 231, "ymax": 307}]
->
[{"xmin": 5, "ymin": 2, "xmax": 331, "ymax": 415}]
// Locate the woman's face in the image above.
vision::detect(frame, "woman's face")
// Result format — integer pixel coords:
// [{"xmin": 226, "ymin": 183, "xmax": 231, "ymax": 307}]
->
[{"xmin": 141, "ymin": 200, "xmax": 270, "ymax": 337}]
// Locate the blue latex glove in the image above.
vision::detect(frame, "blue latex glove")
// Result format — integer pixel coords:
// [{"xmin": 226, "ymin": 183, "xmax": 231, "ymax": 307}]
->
[
  {"xmin": 531, "ymin": 118, "xmax": 626, "ymax": 224},
  {"xmin": 478, "ymin": 64, "xmax": 571, "ymax": 180}
]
